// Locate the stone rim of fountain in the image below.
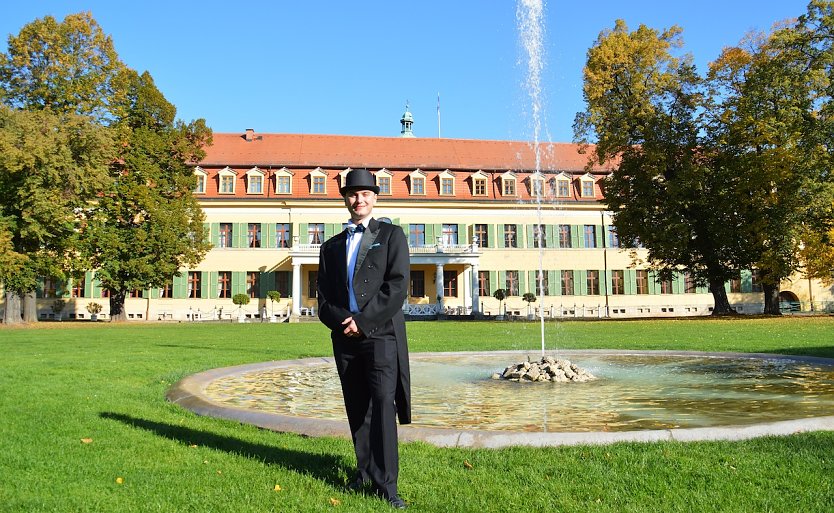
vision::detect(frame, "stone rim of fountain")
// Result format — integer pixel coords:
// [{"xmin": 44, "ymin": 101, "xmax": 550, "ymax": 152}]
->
[{"xmin": 167, "ymin": 349, "xmax": 834, "ymax": 448}]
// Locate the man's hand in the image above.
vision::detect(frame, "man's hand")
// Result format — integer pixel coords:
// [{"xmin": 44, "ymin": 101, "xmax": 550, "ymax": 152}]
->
[{"xmin": 341, "ymin": 316, "xmax": 363, "ymax": 338}]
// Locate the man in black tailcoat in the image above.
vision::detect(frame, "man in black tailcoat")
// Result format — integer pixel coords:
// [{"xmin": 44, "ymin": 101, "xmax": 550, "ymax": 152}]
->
[{"xmin": 317, "ymin": 168, "xmax": 411, "ymax": 509}]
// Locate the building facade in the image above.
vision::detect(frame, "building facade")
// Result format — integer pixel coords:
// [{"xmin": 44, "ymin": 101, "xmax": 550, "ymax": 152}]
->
[{"xmin": 20, "ymin": 123, "xmax": 834, "ymax": 321}]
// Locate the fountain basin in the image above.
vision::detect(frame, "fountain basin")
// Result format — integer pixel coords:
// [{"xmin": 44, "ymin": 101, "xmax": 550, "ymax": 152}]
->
[{"xmin": 167, "ymin": 350, "xmax": 834, "ymax": 447}]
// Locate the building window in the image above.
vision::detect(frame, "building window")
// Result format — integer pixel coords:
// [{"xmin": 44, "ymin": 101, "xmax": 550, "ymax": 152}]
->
[
  {"xmin": 129, "ymin": 289, "xmax": 142, "ymax": 298},
  {"xmin": 440, "ymin": 177, "xmax": 454, "ymax": 195},
  {"xmin": 556, "ymin": 178, "xmax": 571, "ymax": 198},
  {"xmin": 247, "ymin": 271, "xmax": 259, "ymax": 298},
  {"xmin": 307, "ymin": 271, "xmax": 318, "ymax": 299},
  {"xmin": 248, "ymin": 223, "xmax": 261, "ymax": 248},
  {"xmin": 42, "ymin": 278, "xmax": 57, "ymax": 298},
  {"xmin": 411, "ymin": 176, "xmax": 425, "ymax": 195},
  {"xmin": 584, "ymin": 225, "xmax": 597, "ymax": 248},
  {"xmin": 194, "ymin": 174, "xmax": 206, "ymax": 194},
  {"xmin": 101, "ymin": 288, "xmax": 110, "ymax": 298},
  {"xmin": 217, "ymin": 271, "xmax": 231, "ymax": 298},
  {"xmin": 275, "ymin": 223, "xmax": 291, "ymax": 248},
  {"xmin": 274, "ymin": 271, "xmax": 291, "ymax": 298},
  {"xmin": 248, "ymin": 174, "xmax": 263, "ymax": 194},
  {"xmin": 531, "ymin": 176, "xmax": 544, "ymax": 197},
  {"xmin": 660, "ymin": 278, "xmax": 673, "ymax": 294},
  {"xmin": 219, "ymin": 174, "xmax": 235, "ymax": 194},
  {"xmin": 561, "ymin": 270, "xmax": 574, "ymax": 296},
  {"xmin": 587, "ymin": 270, "xmax": 600, "ymax": 295},
  {"xmin": 474, "ymin": 224, "xmax": 488, "ymax": 247},
  {"xmin": 219, "ymin": 223, "xmax": 233, "ymax": 248},
  {"xmin": 751, "ymin": 270, "xmax": 763, "ymax": 293},
  {"xmin": 729, "ymin": 273, "xmax": 742, "ymax": 293},
  {"xmin": 71, "ymin": 277, "xmax": 85, "ymax": 298},
  {"xmin": 473, "ymin": 177, "xmax": 487, "ymax": 196},
  {"xmin": 159, "ymin": 281, "xmax": 172, "ymax": 299},
  {"xmin": 308, "ymin": 223, "xmax": 324, "ymax": 244},
  {"xmin": 611, "ymin": 270, "xmax": 625, "ymax": 295},
  {"xmin": 685, "ymin": 273, "xmax": 696, "ymax": 294},
  {"xmin": 505, "ymin": 270, "xmax": 519, "ymax": 296},
  {"xmin": 188, "ymin": 271, "xmax": 201, "ymax": 299},
  {"xmin": 608, "ymin": 226, "xmax": 619, "ymax": 248},
  {"xmin": 443, "ymin": 270, "xmax": 458, "ymax": 297},
  {"xmin": 559, "ymin": 224, "xmax": 571, "ymax": 248},
  {"xmin": 410, "ymin": 271, "xmax": 425, "ymax": 297},
  {"xmin": 502, "ymin": 178, "xmax": 516, "ymax": 196},
  {"xmin": 478, "ymin": 271, "xmax": 490, "ymax": 297},
  {"xmin": 378, "ymin": 176, "xmax": 391, "ymax": 195},
  {"xmin": 442, "ymin": 224, "xmax": 458, "ymax": 245},
  {"xmin": 532, "ymin": 224, "xmax": 547, "ymax": 248},
  {"xmin": 534, "ymin": 270, "xmax": 549, "ymax": 296},
  {"xmin": 276, "ymin": 175, "xmax": 292, "ymax": 194},
  {"xmin": 581, "ymin": 179, "xmax": 595, "ymax": 198},
  {"xmin": 636, "ymin": 270, "xmax": 649, "ymax": 295},
  {"xmin": 312, "ymin": 175, "xmax": 326, "ymax": 194},
  {"xmin": 504, "ymin": 224, "xmax": 517, "ymax": 248},
  {"xmin": 409, "ymin": 224, "xmax": 425, "ymax": 246}
]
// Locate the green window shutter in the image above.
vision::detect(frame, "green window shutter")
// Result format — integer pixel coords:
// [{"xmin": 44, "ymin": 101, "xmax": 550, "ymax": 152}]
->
[
  {"xmin": 91, "ymin": 276, "xmax": 102, "ymax": 298},
  {"xmin": 518, "ymin": 271, "xmax": 527, "ymax": 294},
  {"xmin": 598, "ymin": 269, "xmax": 608, "ymax": 296},
  {"xmin": 571, "ymin": 225, "xmax": 581, "ymax": 248},
  {"xmin": 547, "ymin": 270, "xmax": 557, "ymax": 296},
  {"xmin": 173, "ymin": 273, "xmax": 187, "ymax": 299},
  {"xmin": 648, "ymin": 271, "xmax": 658, "ymax": 295},
  {"xmin": 260, "ymin": 271, "xmax": 274, "ymax": 297},
  {"xmin": 625, "ymin": 269, "xmax": 637, "ymax": 295},
  {"xmin": 576, "ymin": 270, "xmax": 586, "ymax": 296},
  {"xmin": 489, "ymin": 270, "xmax": 498, "ymax": 295},
  {"xmin": 546, "ymin": 225, "xmax": 556, "ymax": 248},
  {"xmin": 741, "ymin": 270, "xmax": 752, "ymax": 293},
  {"xmin": 432, "ymin": 224, "xmax": 443, "ymax": 244},
  {"xmin": 207, "ymin": 271, "xmax": 217, "ymax": 298},
  {"xmin": 487, "ymin": 224, "xmax": 496, "ymax": 248},
  {"xmin": 84, "ymin": 271, "xmax": 94, "ymax": 297},
  {"xmin": 496, "ymin": 224, "xmax": 504, "ymax": 248},
  {"xmin": 724, "ymin": 280, "xmax": 732, "ymax": 293},
  {"xmin": 142, "ymin": 288, "xmax": 151, "ymax": 299},
  {"xmin": 554, "ymin": 269, "xmax": 563, "ymax": 296},
  {"xmin": 200, "ymin": 272, "xmax": 210, "ymax": 299},
  {"xmin": 528, "ymin": 271, "xmax": 537, "ymax": 295},
  {"xmin": 497, "ymin": 270, "xmax": 506, "ymax": 292},
  {"xmin": 210, "ymin": 223, "xmax": 220, "ymax": 247},
  {"xmin": 525, "ymin": 224, "xmax": 533, "ymax": 249},
  {"xmin": 673, "ymin": 273, "xmax": 684, "ymax": 294},
  {"xmin": 595, "ymin": 225, "xmax": 604, "ymax": 249},
  {"xmin": 457, "ymin": 224, "xmax": 466, "ymax": 245},
  {"xmin": 235, "ymin": 222, "xmax": 246, "ymax": 248},
  {"xmin": 232, "ymin": 272, "xmax": 245, "ymax": 295},
  {"xmin": 263, "ymin": 223, "xmax": 274, "ymax": 248},
  {"xmin": 298, "ymin": 223, "xmax": 308, "ymax": 244}
]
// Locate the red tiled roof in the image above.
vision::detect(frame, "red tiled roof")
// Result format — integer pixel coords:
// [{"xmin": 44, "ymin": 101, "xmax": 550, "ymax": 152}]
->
[{"xmin": 200, "ymin": 131, "xmax": 611, "ymax": 172}]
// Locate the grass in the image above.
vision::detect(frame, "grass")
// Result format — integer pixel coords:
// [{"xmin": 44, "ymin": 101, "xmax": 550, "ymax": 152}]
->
[{"xmin": 0, "ymin": 317, "xmax": 832, "ymax": 512}]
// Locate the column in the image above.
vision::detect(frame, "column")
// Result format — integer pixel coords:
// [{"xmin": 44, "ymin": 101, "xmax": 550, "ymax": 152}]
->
[
  {"xmin": 292, "ymin": 262, "xmax": 302, "ymax": 316},
  {"xmin": 471, "ymin": 263, "xmax": 480, "ymax": 314},
  {"xmin": 435, "ymin": 263, "xmax": 444, "ymax": 313},
  {"xmin": 462, "ymin": 266, "xmax": 471, "ymax": 313}
]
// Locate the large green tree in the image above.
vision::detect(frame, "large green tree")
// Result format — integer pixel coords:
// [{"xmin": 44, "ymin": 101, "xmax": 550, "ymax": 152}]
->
[
  {"xmin": 84, "ymin": 70, "xmax": 212, "ymax": 321},
  {"xmin": 0, "ymin": 107, "xmax": 112, "ymax": 324},
  {"xmin": 574, "ymin": 20, "xmax": 751, "ymax": 314}
]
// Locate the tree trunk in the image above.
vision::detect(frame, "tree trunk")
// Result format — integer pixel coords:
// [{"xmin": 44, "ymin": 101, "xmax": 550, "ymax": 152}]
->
[
  {"xmin": 109, "ymin": 290, "xmax": 128, "ymax": 322},
  {"xmin": 709, "ymin": 281, "xmax": 736, "ymax": 316},
  {"xmin": 22, "ymin": 290, "xmax": 38, "ymax": 323},
  {"xmin": 762, "ymin": 283, "xmax": 782, "ymax": 315},
  {"xmin": 3, "ymin": 291, "xmax": 23, "ymax": 324}
]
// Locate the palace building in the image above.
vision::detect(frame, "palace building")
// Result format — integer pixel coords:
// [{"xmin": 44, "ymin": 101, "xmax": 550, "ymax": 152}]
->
[{"xmin": 22, "ymin": 109, "xmax": 834, "ymax": 321}]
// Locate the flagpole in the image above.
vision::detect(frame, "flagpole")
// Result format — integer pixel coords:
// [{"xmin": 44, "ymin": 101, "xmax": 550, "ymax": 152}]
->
[{"xmin": 437, "ymin": 92, "xmax": 441, "ymax": 138}]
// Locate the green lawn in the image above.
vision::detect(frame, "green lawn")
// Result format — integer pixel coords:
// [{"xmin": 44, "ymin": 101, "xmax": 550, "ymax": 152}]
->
[{"xmin": 1, "ymin": 317, "xmax": 832, "ymax": 512}]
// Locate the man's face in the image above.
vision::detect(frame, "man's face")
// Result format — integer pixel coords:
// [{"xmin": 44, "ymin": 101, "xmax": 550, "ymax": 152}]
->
[{"xmin": 344, "ymin": 189, "xmax": 377, "ymax": 222}]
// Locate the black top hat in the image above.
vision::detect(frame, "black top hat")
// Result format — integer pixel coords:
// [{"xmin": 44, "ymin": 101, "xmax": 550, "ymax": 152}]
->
[{"xmin": 340, "ymin": 168, "xmax": 380, "ymax": 195}]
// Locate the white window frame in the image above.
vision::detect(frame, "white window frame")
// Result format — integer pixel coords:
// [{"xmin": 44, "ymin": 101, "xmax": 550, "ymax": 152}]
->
[
  {"xmin": 471, "ymin": 170, "xmax": 488, "ymax": 197},
  {"xmin": 376, "ymin": 168, "xmax": 393, "ymax": 195},
  {"xmin": 580, "ymin": 173, "xmax": 596, "ymax": 198},
  {"xmin": 310, "ymin": 167, "xmax": 328, "ymax": 195},
  {"xmin": 500, "ymin": 171, "xmax": 517, "ymax": 197},
  {"xmin": 409, "ymin": 169, "xmax": 426, "ymax": 196},
  {"xmin": 193, "ymin": 166, "xmax": 207, "ymax": 194},
  {"xmin": 218, "ymin": 166, "xmax": 237, "ymax": 194},
  {"xmin": 245, "ymin": 167, "xmax": 265, "ymax": 195},
  {"xmin": 275, "ymin": 167, "xmax": 293, "ymax": 195},
  {"xmin": 439, "ymin": 169, "xmax": 455, "ymax": 196}
]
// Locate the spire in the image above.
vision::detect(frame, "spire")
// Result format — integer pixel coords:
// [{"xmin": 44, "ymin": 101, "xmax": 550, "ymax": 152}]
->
[{"xmin": 400, "ymin": 101, "xmax": 415, "ymax": 138}]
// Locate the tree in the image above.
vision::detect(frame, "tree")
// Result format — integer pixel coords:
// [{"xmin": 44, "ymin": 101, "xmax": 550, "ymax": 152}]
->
[
  {"xmin": 0, "ymin": 106, "xmax": 112, "ymax": 324},
  {"xmin": 266, "ymin": 290, "xmax": 282, "ymax": 317},
  {"xmin": 0, "ymin": 12, "xmax": 125, "ymax": 123},
  {"xmin": 493, "ymin": 289, "xmax": 507, "ymax": 316},
  {"xmin": 84, "ymin": 70, "xmax": 212, "ymax": 321},
  {"xmin": 575, "ymin": 20, "xmax": 751, "ymax": 315},
  {"xmin": 522, "ymin": 292, "xmax": 537, "ymax": 316},
  {"xmin": 232, "ymin": 293, "xmax": 250, "ymax": 321}
]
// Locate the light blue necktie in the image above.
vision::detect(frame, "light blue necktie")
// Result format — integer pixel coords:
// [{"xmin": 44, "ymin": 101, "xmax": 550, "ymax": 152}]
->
[{"xmin": 346, "ymin": 224, "xmax": 365, "ymax": 313}]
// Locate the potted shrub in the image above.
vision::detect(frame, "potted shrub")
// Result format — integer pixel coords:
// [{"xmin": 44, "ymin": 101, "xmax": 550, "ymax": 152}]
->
[
  {"xmin": 493, "ymin": 289, "xmax": 507, "ymax": 320},
  {"xmin": 51, "ymin": 299, "xmax": 66, "ymax": 321},
  {"xmin": 522, "ymin": 292, "xmax": 537, "ymax": 319},
  {"xmin": 266, "ymin": 290, "xmax": 281, "ymax": 322},
  {"xmin": 86, "ymin": 302, "xmax": 103, "ymax": 321},
  {"xmin": 232, "ymin": 293, "xmax": 250, "ymax": 323}
]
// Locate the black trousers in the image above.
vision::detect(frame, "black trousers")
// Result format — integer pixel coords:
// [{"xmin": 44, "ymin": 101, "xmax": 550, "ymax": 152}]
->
[{"xmin": 332, "ymin": 335, "xmax": 399, "ymax": 498}]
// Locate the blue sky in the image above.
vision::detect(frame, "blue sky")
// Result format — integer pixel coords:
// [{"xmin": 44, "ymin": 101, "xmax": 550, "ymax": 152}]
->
[{"xmin": 2, "ymin": 1, "xmax": 812, "ymax": 142}]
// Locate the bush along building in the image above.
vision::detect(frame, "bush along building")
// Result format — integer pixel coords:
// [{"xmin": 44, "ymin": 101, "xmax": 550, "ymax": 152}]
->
[{"xmin": 23, "ymin": 111, "xmax": 834, "ymax": 321}]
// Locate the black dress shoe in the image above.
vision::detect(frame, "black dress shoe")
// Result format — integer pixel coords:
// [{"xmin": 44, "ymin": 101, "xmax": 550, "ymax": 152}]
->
[
  {"xmin": 385, "ymin": 495, "xmax": 407, "ymax": 509},
  {"xmin": 346, "ymin": 475, "xmax": 369, "ymax": 493}
]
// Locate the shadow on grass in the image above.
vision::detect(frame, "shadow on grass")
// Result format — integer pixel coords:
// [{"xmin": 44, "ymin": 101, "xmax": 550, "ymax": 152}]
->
[
  {"xmin": 771, "ymin": 347, "xmax": 834, "ymax": 359},
  {"xmin": 101, "ymin": 412, "xmax": 350, "ymax": 488}
]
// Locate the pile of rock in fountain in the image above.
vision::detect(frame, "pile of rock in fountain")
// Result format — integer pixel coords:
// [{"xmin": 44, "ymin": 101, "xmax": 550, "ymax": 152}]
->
[{"xmin": 492, "ymin": 356, "xmax": 596, "ymax": 383}]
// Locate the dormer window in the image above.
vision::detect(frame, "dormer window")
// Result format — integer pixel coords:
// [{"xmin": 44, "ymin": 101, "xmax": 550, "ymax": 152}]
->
[
  {"xmin": 500, "ymin": 172, "xmax": 517, "ymax": 197},
  {"xmin": 246, "ymin": 167, "xmax": 265, "ymax": 194},
  {"xmin": 218, "ymin": 167, "xmax": 237, "ymax": 194},
  {"xmin": 553, "ymin": 173, "xmax": 571, "ymax": 198},
  {"xmin": 530, "ymin": 173, "xmax": 545, "ymax": 198},
  {"xmin": 580, "ymin": 173, "xmax": 595, "ymax": 198},
  {"xmin": 275, "ymin": 167, "xmax": 293, "ymax": 194},
  {"xmin": 471, "ymin": 170, "xmax": 488, "ymax": 196},
  {"xmin": 310, "ymin": 168, "xmax": 327, "ymax": 195},
  {"xmin": 439, "ymin": 170, "xmax": 455, "ymax": 196},
  {"xmin": 338, "ymin": 168, "xmax": 352, "ymax": 190},
  {"xmin": 193, "ymin": 167, "xmax": 207, "ymax": 194},
  {"xmin": 409, "ymin": 169, "xmax": 426, "ymax": 195},
  {"xmin": 376, "ymin": 169, "xmax": 393, "ymax": 195}
]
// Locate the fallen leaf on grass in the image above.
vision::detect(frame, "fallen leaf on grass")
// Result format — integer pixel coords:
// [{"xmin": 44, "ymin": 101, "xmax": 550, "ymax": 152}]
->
[
  {"xmin": 274, "ymin": 484, "xmax": 282, "ymax": 492},
  {"xmin": 80, "ymin": 438, "xmax": 93, "ymax": 444},
  {"xmin": 463, "ymin": 460, "xmax": 474, "ymax": 470},
  {"xmin": 329, "ymin": 497, "xmax": 341, "ymax": 506},
  {"xmin": 115, "ymin": 477, "xmax": 124, "ymax": 484},
  {"xmin": 189, "ymin": 444, "xmax": 198, "ymax": 448}
]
